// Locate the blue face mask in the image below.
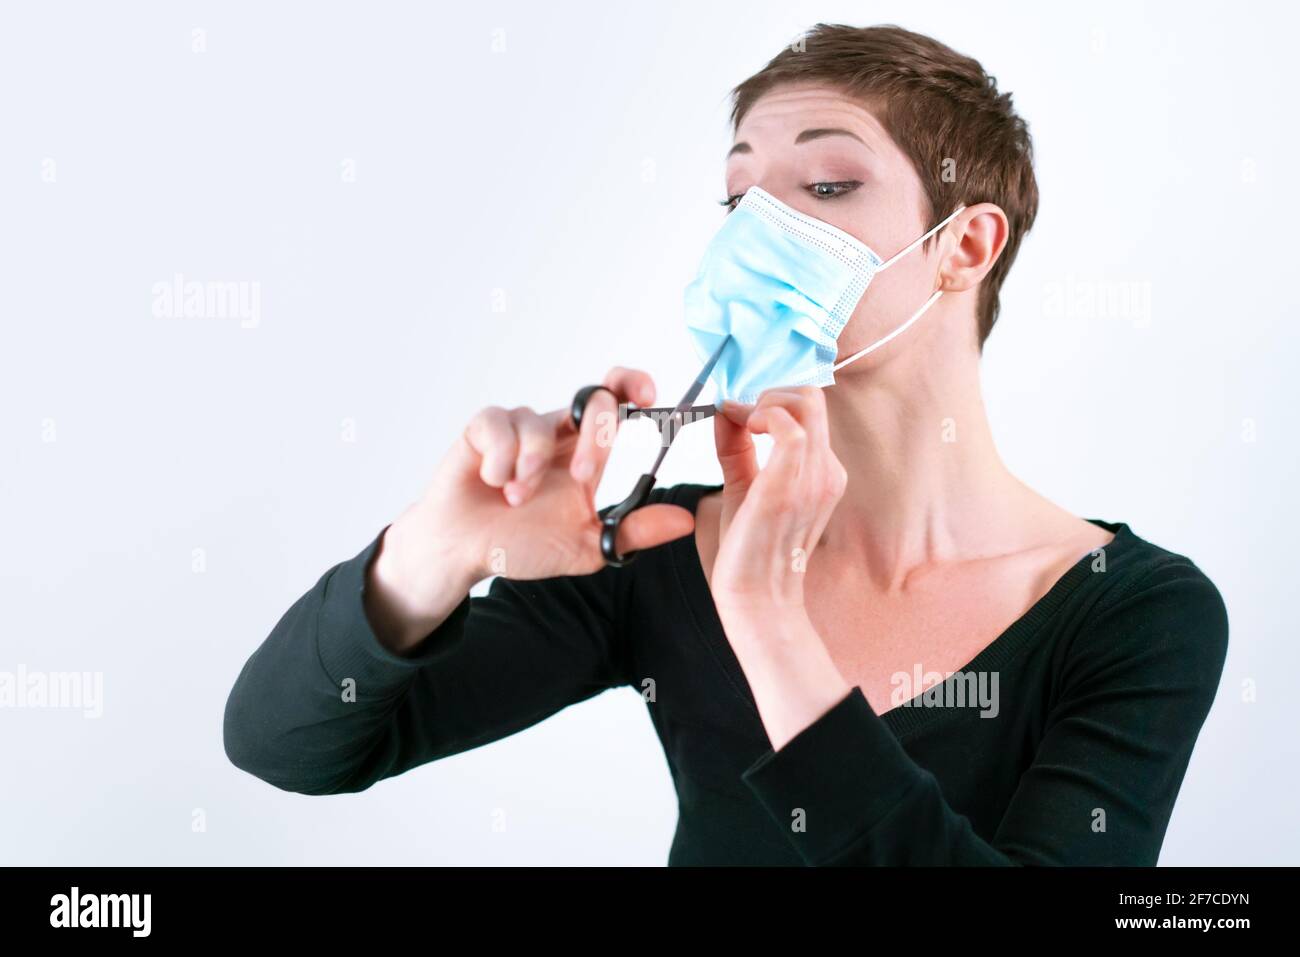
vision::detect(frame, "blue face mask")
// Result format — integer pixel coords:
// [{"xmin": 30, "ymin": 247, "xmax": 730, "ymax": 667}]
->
[{"xmin": 683, "ymin": 186, "xmax": 965, "ymax": 404}]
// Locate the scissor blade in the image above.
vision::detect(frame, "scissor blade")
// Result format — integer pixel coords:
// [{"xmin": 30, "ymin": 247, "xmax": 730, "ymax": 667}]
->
[
  {"xmin": 623, "ymin": 406, "xmax": 715, "ymax": 422},
  {"xmin": 646, "ymin": 336, "xmax": 731, "ymax": 478},
  {"xmin": 674, "ymin": 335, "xmax": 730, "ymax": 414}
]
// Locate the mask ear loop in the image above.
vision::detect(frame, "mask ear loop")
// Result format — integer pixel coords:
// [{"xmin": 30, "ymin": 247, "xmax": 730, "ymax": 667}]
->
[
  {"xmin": 831, "ymin": 205, "xmax": 967, "ymax": 373},
  {"xmin": 831, "ymin": 289, "xmax": 944, "ymax": 371},
  {"xmin": 875, "ymin": 204, "xmax": 967, "ymax": 272}
]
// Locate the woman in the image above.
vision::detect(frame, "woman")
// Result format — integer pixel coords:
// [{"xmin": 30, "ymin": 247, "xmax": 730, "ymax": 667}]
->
[{"xmin": 224, "ymin": 24, "xmax": 1228, "ymax": 865}]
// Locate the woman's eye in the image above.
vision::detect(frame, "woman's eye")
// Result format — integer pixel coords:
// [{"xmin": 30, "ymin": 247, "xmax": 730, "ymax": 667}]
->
[
  {"xmin": 718, "ymin": 182, "xmax": 859, "ymax": 212},
  {"xmin": 807, "ymin": 181, "xmax": 861, "ymax": 199}
]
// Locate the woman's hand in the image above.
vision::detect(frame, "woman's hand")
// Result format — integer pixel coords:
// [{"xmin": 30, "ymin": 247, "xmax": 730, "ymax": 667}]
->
[
  {"xmin": 366, "ymin": 367, "xmax": 695, "ymax": 651},
  {"xmin": 710, "ymin": 387, "xmax": 848, "ymax": 614},
  {"xmin": 708, "ymin": 386, "xmax": 854, "ymax": 750}
]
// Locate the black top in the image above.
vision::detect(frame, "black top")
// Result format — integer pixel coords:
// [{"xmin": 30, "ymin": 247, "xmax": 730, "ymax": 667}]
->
[{"xmin": 223, "ymin": 482, "xmax": 1229, "ymax": 865}]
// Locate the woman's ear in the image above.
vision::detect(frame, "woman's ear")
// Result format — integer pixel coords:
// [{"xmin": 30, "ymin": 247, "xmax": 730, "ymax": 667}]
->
[{"xmin": 939, "ymin": 203, "xmax": 1009, "ymax": 293}]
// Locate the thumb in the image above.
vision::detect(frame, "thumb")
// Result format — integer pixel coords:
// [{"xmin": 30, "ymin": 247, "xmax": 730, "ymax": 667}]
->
[
  {"xmin": 615, "ymin": 504, "xmax": 696, "ymax": 554},
  {"xmin": 715, "ymin": 402, "xmax": 759, "ymax": 492}
]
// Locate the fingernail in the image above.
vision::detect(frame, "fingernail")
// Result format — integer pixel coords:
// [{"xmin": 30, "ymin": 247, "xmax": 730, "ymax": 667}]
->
[{"xmin": 505, "ymin": 484, "xmax": 523, "ymax": 506}]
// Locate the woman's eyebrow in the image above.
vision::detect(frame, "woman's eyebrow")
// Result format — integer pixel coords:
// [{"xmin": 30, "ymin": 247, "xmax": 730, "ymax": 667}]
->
[
  {"xmin": 794, "ymin": 127, "xmax": 874, "ymax": 152},
  {"xmin": 727, "ymin": 127, "xmax": 875, "ymax": 159}
]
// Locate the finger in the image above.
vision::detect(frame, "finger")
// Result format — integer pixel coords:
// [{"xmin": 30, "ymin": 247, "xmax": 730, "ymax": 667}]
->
[
  {"xmin": 719, "ymin": 400, "xmax": 755, "ymax": 426},
  {"xmin": 612, "ymin": 503, "xmax": 695, "ymax": 554},
  {"xmin": 570, "ymin": 368, "xmax": 656, "ymax": 484},
  {"xmin": 464, "ymin": 406, "xmax": 519, "ymax": 488},
  {"xmin": 714, "ymin": 406, "xmax": 759, "ymax": 491},
  {"xmin": 570, "ymin": 388, "xmax": 618, "ymax": 483},
  {"xmin": 756, "ymin": 388, "xmax": 843, "ymax": 508},
  {"xmin": 751, "ymin": 387, "xmax": 830, "ymax": 447},
  {"xmin": 747, "ymin": 405, "xmax": 807, "ymax": 489},
  {"xmin": 806, "ymin": 452, "xmax": 849, "ymax": 543},
  {"xmin": 502, "ymin": 406, "xmax": 556, "ymax": 506},
  {"xmin": 602, "ymin": 367, "xmax": 657, "ymax": 408}
]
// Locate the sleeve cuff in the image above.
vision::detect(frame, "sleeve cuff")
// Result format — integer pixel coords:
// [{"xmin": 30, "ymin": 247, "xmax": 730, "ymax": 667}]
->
[
  {"xmin": 315, "ymin": 527, "xmax": 472, "ymax": 696},
  {"xmin": 740, "ymin": 686, "xmax": 924, "ymax": 865}
]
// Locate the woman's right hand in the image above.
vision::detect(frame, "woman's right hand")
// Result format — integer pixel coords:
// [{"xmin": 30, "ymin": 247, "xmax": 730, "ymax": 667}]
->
[{"xmin": 365, "ymin": 367, "xmax": 697, "ymax": 652}]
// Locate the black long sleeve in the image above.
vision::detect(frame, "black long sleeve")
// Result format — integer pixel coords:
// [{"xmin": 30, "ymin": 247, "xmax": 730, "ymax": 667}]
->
[
  {"xmin": 738, "ymin": 559, "xmax": 1229, "ymax": 865},
  {"xmin": 222, "ymin": 526, "xmax": 627, "ymax": 796},
  {"xmin": 224, "ymin": 483, "xmax": 1229, "ymax": 866}
]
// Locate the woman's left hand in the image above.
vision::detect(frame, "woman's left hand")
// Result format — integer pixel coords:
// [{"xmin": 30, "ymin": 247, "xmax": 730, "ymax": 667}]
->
[
  {"xmin": 708, "ymin": 387, "xmax": 855, "ymax": 750},
  {"xmin": 710, "ymin": 387, "xmax": 848, "ymax": 614}
]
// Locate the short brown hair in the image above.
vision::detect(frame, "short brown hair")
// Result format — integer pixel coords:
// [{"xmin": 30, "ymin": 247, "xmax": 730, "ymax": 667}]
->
[{"xmin": 730, "ymin": 24, "xmax": 1038, "ymax": 347}]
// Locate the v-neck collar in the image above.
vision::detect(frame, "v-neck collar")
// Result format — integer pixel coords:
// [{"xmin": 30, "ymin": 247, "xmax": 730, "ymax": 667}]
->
[{"xmin": 662, "ymin": 482, "xmax": 1133, "ymax": 740}]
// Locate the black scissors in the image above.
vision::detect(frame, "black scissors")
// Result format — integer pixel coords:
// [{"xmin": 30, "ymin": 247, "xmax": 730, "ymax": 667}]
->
[{"xmin": 570, "ymin": 336, "xmax": 731, "ymax": 567}]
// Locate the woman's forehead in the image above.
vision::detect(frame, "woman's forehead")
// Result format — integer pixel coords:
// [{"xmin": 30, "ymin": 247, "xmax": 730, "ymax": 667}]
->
[{"xmin": 733, "ymin": 86, "xmax": 894, "ymax": 153}]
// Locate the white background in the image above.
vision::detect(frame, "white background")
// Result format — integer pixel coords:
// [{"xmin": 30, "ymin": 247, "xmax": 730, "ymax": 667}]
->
[{"xmin": 1, "ymin": 0, "xmax": 1295, "ymax": 865}]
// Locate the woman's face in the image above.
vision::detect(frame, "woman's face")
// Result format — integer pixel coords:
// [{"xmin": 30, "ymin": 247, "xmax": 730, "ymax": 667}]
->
[{"xmin": 725, "ymin": 83, "xmax": 949, "ymax": 366}]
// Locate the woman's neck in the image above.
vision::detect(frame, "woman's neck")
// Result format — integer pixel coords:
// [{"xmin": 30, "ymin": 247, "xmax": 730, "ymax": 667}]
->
[{"xmin": 820, "ymin": 335, "xmax": 1030, "ymax": 589}]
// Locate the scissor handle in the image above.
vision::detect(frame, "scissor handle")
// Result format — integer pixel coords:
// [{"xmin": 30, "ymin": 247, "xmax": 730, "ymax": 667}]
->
[
  {"xmin": 570, "ymin": 384, "xmax": 618, "ymax": 431},
  {"xmin": 599, "ymin": 473, "xmax": 656, "ymax": 567},
  {"xmin": 570, "ymin": 384, "xmax": 655, "ymax": 567}
]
